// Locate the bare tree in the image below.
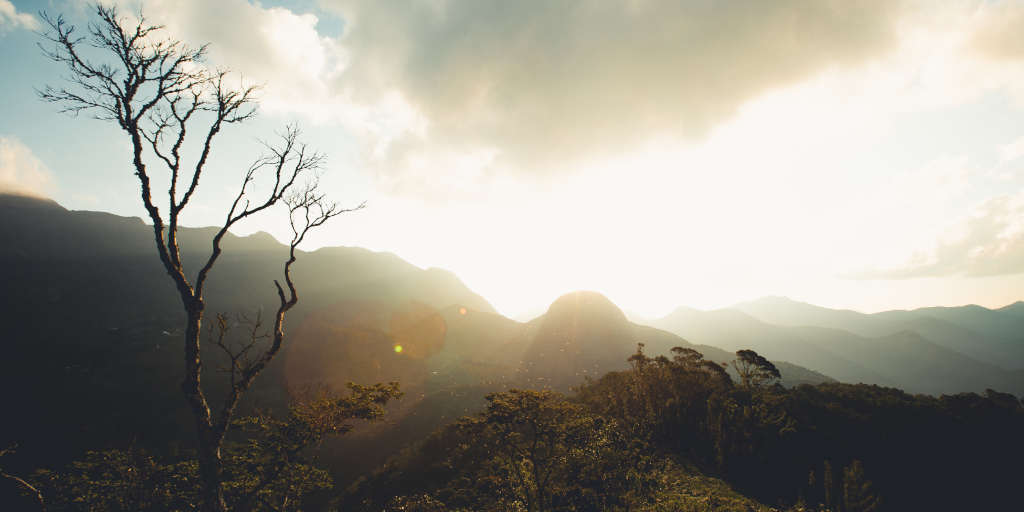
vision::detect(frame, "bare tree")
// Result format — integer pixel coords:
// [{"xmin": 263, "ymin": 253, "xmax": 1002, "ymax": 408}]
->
[
  {"xmin": 1, "ymin": 445, "xmax": 46, "ymax": 512},
  {"xmin": 38, "ymin": 5, "xmax": 360, "ymax": 511}
]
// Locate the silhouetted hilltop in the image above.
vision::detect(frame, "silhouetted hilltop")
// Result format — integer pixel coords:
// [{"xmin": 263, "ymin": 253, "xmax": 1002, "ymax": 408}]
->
[
  {"xmin": 0, "ymin": 195, "xmax": 494, "ymax": 470},
  {"xmin": 520, "ymin": 291, "xmax": 635, "ymax": 386},
  {"xmin": 0, "ymin": 192, "xmax": 65, "ymax": 211},
  {"xmin": 998, "ymin": 300, "xmax": 1024, "ymax": 316},
  {"xmin": 516, "ymin": 291, "xmax": 832, "ymax": 389},
  {"xmin": 2, "ymin": 194, "xmax": 1015, "ymax": 499},
  {"xmin": 654, "ymin": 298, "xmax": 1024, "ymax": 394},
  {"xmin": 733, "ymin": 296, "xmax": 1024, "ymax": 363}
]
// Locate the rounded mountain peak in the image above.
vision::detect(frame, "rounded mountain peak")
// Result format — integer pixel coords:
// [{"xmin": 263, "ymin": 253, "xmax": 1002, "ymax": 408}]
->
[{"xmin": 544, "ymin": 291, "xmax": 627, "ymax": 324}]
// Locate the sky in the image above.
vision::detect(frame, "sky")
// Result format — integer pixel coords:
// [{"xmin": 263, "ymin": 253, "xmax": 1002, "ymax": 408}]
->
[{"xmin": 3, "ymin": 0, "xmax": 1024, "ymax": 319}]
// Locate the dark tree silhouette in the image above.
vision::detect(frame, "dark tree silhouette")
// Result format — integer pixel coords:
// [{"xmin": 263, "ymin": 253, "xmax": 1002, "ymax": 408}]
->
[
  {"xmin": 843, "ymin": 460, "xmax": 881, "ymax": 512},
  {"xmin": 38, "ymin": 5, "xmax": 360, "ymax": 511},
  {"xmin": 1, "ymin": 445, "xmax": 46, "ymax": 512},
  {"xmin": 731, "ymin": 349, "xmax": 781, "ymax": 388}
]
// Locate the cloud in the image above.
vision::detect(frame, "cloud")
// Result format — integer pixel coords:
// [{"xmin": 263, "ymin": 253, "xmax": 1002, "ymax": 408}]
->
[
  {"xmin": 0, "ymin": 0, "xmax": 39, "ymax": 31},
  {"xmin": 321, "ymin": 0, "xmax": 908, "ymax": 177},
  {"xmin": 69, "ymin": 1, "xmax": 1024, "ymax": 199},
  {"xmin": 100, "ymin": 0, "xmax": 913, "ymax": 193},
  {"xmin": 852, "ymin": 190, "xmax": 1024, "ymax": 279},
  {"xmin": 94, "ymin": 0, "xmax": 426, "ymax": 174},
  {"xmin": 0, "ymin": 137, "xmax": 55, "ymax": 198},
  {"xmin": 971, "ymin": 1, "xmax": 1024, "ymax": 62},
  {"xmin": 1000, "ymin": 135, "xmax": 1024, "ymax": 163},
  {"xmin": 98, "ymin": 0, "xmax": 346, "ymax": 117}
]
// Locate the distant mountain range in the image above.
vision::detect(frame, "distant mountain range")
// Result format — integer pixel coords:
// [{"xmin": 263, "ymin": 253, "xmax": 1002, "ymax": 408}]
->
[
  {"xmin": 2, "ymin": 192, "xmax": 1021, "ymax": 478},
  {"xmin": 651, "ymin": 296, "xmax": 1024, "ymax": 395},
  {"xmin": 0, "ymin": 193, "xmax": 495, "ymax": 469}
]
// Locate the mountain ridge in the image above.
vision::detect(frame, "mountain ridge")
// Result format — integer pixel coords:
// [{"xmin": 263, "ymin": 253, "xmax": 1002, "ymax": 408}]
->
[{"xmin": 653, "ymin": 297, "xmax": 1024, "ymax": 394}]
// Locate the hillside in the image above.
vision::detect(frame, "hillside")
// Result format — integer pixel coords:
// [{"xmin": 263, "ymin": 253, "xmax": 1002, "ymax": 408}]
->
[
  {"xmin": 0, "ymin": 193, "xmax": 494, "ymax": 469},
  {"xmin": 1, "ymin": 194, "xmax": 1020, "ymax": 512},
  {"xmin": 286, "ymin": 291, "xmax": 834, "ymax": 483},
  {"xmin": 4, "ymin": 192, "xmax": 1017, "ymax": 504},
  {"xmin": 516, "ymin": 291, "xmax": 832, "ymax": 389},
  {"xmin": 653, "ymin": 301, "xmax": 1024, "ymax": 395},
  {"xmin": 0, "ymin": 195, "xmax": 828, "ymax": 485},
  {"xmin": 734, "ymin": 296, "xmax": 1024, "ymax": 369}
]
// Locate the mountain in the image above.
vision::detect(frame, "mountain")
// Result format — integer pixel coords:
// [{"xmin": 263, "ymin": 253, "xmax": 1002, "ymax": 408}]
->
[
  {"xmin": 652, "ymin": 298, "xmax": 1024, "ymax": 395},
  {"xmin": 734, "ymin": 296, "xmax": 1024, "ymax": 369},
  {"xmin": 998, "ymin": 301, "xmax": 1024, "ymax": 317},
  {"xmin": 520, "ymin": 291, "xmax": 637, "ymax": 387},
  {"xmin": 283, "ymin": 290, "xmax": 835, "ymax": 482},
  {"xmin": 2, "ymin": 194, "xmax": 832, "ymax": 485},
  {"xmin": 914, "ymin": 304, "xmax": 1024, "ymax": 345},
  {"xmin": 518, "ymin": 291, "xmax": 832, "ymax": 389},
  {"xmin": 0, "ymin": 193, "xmax": 495, "ymax": 469},
  {"xmin": 291, "ymin": 291, "xmax": 833, "ymax": 433},
  {"xmin": 654, "ymin": 307, "xmax": 894, "ymax": 387},
  {"xmin": 5, "ymin": 192, "xmax": 1012, "ymax": 490}
]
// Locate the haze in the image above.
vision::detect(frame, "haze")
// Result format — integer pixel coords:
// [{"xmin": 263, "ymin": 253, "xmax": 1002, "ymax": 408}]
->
[{"xmin": 3, "ymin": 0, "xmax": 1024, "ymax": 318}]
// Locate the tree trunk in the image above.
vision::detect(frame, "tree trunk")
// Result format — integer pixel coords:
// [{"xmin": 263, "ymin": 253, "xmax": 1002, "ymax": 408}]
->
[
  {"xmin": 197, "ymin": 422, "xmax": 227, "ymax": 512},
  {"xmin": 181, "ymin": 305, "xmax": 228, "ymax": 512}
]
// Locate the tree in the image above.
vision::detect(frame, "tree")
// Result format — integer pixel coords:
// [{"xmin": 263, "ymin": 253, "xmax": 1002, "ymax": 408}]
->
[
  {"xmin": 842, "ymin": 460, "xmax": 880, "ymax": 512},
  {"xmin": 226, "ymin": 382, "xmax": 402, "ymax": 511},
  {"xmin": 823, "ymin": 459, "xmax": 833, "ymax": 510},
  {"xmin": 26, "ymin": 383, "xmax": 402, "ymax": 511},
  {"xmin": 731, "ymin": 349, "xmax": 781, "ymax": 388},
  {"xmin": 455, "ymin": 389, "xmax": 615, "ymax": 512},
  {"xmin": 1, "ymin": 445, "xmax": 46, "ymax": 512},
  {"xmin": 38, "ymin": 5, "xmax": 361, "ymax": 511}
]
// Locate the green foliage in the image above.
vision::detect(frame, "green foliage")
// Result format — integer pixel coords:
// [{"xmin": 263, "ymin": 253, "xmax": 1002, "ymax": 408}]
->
[
  {"xmin": 635, "ymin": 467, "xmax": 781, "ymax": 512},
  {"xmin": 30, "ymin": 446, "xmax": 333, "ymax": 512},
  {"xmin": 841, "ymin": 460, "xmax": 880, "ymax": 512},
  {"xmin": 224, "ymin": 381, "xmax": 402, "ymax": 510},
  {"xmin": 579, "ymin": 343, "xmax": 795, "ymax": 472},
  {"xmin": 347, "ymin": 388, "xmax": 674, "ymax": 511},
  {"xmin": 732, "ymin": 349, "xmax": 782, "ymax": 388},
  {"xmin": 27, "ymin": 382, "xmax": 402, "ymax": 511},
  {"xmin": 349, "ymin": 345, "xmax": 1023, "ymax": 512},
  {"xmin": 437, "ymin": 389, "xmax": 638, "ymax": 511},
  {"xmin": 384, "ymin": 493, "xmax": 458, "ymax": 511},
  {"xmin": 345, "ymin": 384, "xmax": 797, "ymax": 512},
  {"xmin": 30, "ymin": 449, "xmax": 199, "ymax": 512},
  {"xmin": 12, "ymin": 338, "xmax": 1024, "ymax": 511}
]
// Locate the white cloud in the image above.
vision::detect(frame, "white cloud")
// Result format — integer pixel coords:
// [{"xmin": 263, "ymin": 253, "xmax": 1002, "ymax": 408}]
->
[
  {"xmin": 970, "ymin": 0, "xmax": 1024, "ymax": 62},
  {"xmin": 82, "ymin": 0, "xmax": 920, "ymax": 196},
  {"xmin": 99, "ymin": 0, "xmax": 345, "ymax": 115},
  {"xmin": 852, "ymin": 189, "xmax": 1024, "ymax": 279},
  {"xmin": 86, "ymin": 1, "xmax": 1024, "ymax": 197},
  {"xmin": 41, "ymin": 1, "xmax": 1024, "ymax": 314},
  {"xmin": 94, "ymin": 0, "xmax": 426, "ymax": 176},
  {"xmin": 318, "ymin": 0, "xmax": 1024, "ymax": 198},
  {"xmin": 319, "ymin": 0, "xmax": 913, "ymax": 187},
  {"xmin": 0, "ymin": 0, "xmax": 38, "ymax": 31},
  {"xmin": 1001, "ymin": 135, "xmax": 1024, "ymax": 163},
  {"xmin": 0, "ymin": 137, "xmax": 55, "ymax": 198}
]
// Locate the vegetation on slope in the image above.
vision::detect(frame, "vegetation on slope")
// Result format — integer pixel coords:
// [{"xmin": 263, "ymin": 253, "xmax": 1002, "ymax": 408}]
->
[{"xmin": 342, "ymin": 345, "xmax": 1024, "ymax": 511}]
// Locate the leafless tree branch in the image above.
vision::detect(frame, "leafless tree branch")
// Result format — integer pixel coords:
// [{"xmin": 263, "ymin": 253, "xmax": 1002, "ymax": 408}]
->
[
  {"xmin": 38, "ymin": 5, "xmax": 357, "ymax": 511},
  {"xmin": 1, "ymin": 445, "xmax": 46, "ymax": 512}
]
